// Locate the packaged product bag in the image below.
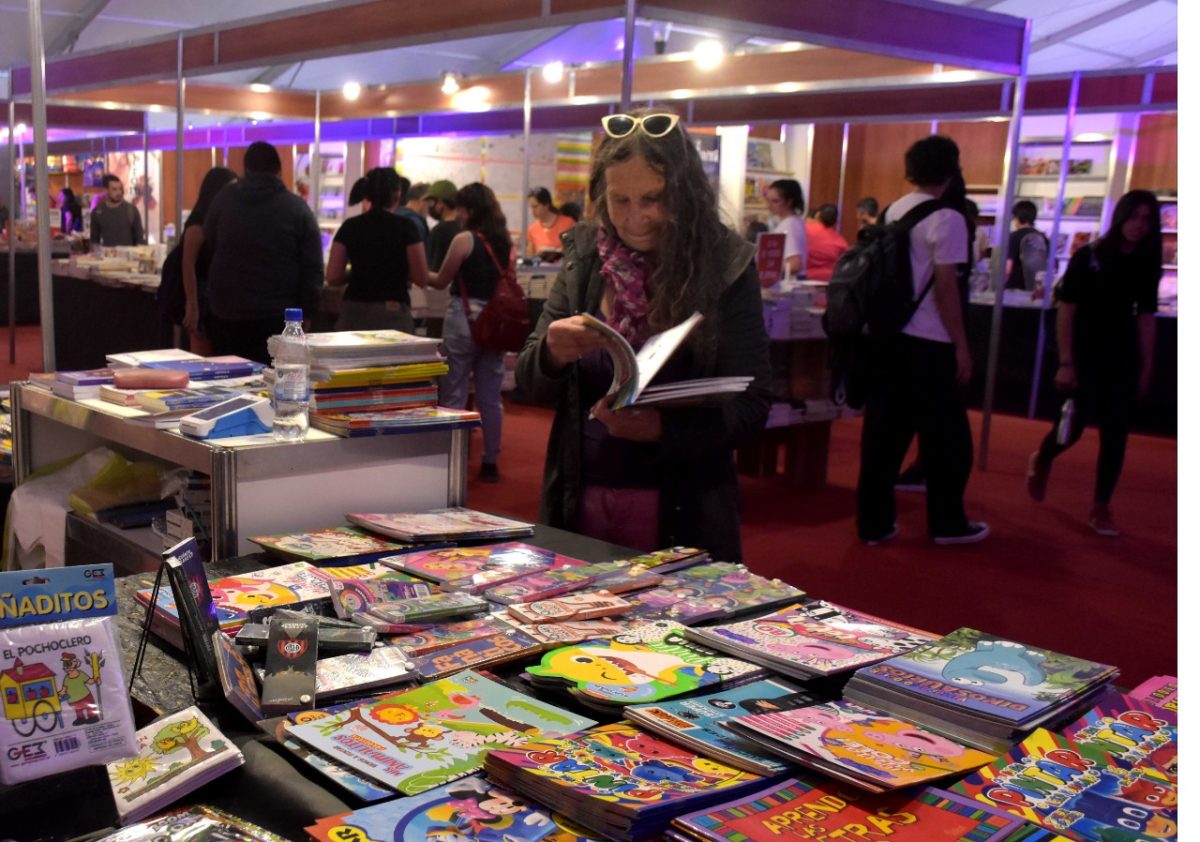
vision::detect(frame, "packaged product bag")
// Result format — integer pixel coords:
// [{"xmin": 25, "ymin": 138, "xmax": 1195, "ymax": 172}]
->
[{"xmin": 0, "ymin": 564, "xmax": 137, "ymax": 784}]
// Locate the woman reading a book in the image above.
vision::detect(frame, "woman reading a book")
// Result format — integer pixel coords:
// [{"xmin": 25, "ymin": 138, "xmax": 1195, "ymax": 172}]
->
[
  {"xmin": 1026, "ymin": 190, "xmax": 1162, "ymax": 536},
  {"xmin": 516, "ymin": 109, "xmax": 772, "ymax": 560}
]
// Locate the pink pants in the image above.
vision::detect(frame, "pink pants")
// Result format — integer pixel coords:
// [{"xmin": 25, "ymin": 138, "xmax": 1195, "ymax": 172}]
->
[{"xmin": 578, "ymin": 486, "xmax": 660, "ymax": 552}]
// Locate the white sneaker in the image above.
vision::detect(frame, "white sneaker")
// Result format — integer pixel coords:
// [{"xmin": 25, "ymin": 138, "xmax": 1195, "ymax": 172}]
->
[{"xmin": 932, "ymin": 522, "xmax": 990, "ymax": 545}]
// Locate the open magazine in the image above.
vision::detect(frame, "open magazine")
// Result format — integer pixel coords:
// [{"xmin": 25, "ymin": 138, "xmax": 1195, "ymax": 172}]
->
[{"xmin": 581, "ymin": 311, "xmax": 752, "ymax": 409}]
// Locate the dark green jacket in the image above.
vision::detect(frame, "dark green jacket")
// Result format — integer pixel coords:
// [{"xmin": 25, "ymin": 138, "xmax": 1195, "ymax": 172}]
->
[{"xmin": 515, "ymin": 222, "xmax": 771, "ymax": 561}]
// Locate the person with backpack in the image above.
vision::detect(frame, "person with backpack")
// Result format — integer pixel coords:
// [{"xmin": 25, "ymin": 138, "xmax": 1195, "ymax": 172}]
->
[
  {"xmin": 1006, "ymin": 199, "xmax": 1051, "ymax": 291},
  {"xmin": 853, "ymin": 135, "xmax": 988, "ymax": 546},
  {"xmin": 89, "ymin": 174, "xmax": 144, "ymax": 247}
]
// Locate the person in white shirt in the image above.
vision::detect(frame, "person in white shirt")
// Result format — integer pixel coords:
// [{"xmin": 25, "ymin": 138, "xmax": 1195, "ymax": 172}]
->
[
  {"xmin": 857, "ymin": 135, "xmax": 989, "ymax": 546},
  {"xmin": 765, "ymin": 179, "xmax": 808, "ymax": 279}
]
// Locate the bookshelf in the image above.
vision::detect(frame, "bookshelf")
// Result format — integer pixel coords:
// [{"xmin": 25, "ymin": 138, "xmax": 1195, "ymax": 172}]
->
[{"xmin": 1158, "ymin": 197, "xmax": 1177, "ymax": 314}]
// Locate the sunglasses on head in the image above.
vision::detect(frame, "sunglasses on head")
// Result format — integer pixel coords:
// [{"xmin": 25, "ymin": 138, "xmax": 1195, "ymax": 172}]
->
[{"xmin": 601, "ymin": 112, "xmax": 680, "ymax": 139}]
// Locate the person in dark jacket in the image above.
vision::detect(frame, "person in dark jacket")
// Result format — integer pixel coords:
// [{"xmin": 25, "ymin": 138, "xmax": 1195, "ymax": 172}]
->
[
  {"xmin": 181, "ymin": 166, "xmax": 238, "ymax": 355},
  {"xmin": 204, "ymin": 141, "xmax": 324, "ymax": 363},
  {"xmin": 515, "ymin": 108, "xmax": 772, "ymax": 561}
]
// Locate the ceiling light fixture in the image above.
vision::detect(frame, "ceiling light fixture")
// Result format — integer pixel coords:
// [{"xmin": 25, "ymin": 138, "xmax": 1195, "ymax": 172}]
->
[
  {"xmin": 693, "ymin": 39, "xmax": 725, "ymax": 70},
  {"xmin": 342, "ymin": 81, "xmax": 362, "ymax": 101},
  {"xmin": 451, "ymin": 85, "xmax": 491, "ymax": 112},
  {"xmin": 15, "ymin": 123, "xmax": 27, "ymax": 135},
  {"xmin": 542, "ymin": 61, "xmax": 564, "ymax": 84},
  {"xmin": 250, "ymin": 83, "xmax": 272, "ymax": 94},
  {"xmin": 441, "ymin": 71, "xmax": 460, "ymax": 95}
]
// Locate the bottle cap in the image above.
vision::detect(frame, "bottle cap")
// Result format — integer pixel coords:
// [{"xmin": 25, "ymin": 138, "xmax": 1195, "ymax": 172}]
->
[{"xmin": 285, "ymin": 308, "xmax": 303, "ymax": 322}]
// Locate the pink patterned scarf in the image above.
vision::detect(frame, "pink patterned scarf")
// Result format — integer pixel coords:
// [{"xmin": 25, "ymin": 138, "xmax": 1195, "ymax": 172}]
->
[{"xmin": 596, "ymin": 227, "xmax": 654, "ymax": 348}]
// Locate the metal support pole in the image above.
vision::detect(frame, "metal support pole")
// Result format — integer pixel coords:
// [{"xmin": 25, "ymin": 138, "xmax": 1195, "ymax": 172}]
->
[
  {"xmin": 1027, "ymin": 71, "xmax": 1080, "ymax": 419},
  {"xmin": 619, "ymin": 0, "xmax": 637, "ymax": 110},
  {"xmin": 519, "ymin": 68, "xmax": 532, "ymax": 260},
  {"xmin": 142, "ymin": 111, "xmax": 150, "ymax": 243},
  {"xmin": 978, "ymin": 21, "xmax": 1032, "ymax": 470},
  {"xmin": 175, "ymin": 33, "xmax": 185, "ymax": 241},
  {"xmin": 28, "ymin": 0, "xmax": 55, "ymax": 371},
  {"xmin": 17, "ymin": 136, "xmax": 25, "ymax": 220},
  {"xmin": 311, "ymin": 91, "xmax": 322, "ymax": 218},
  {"xmin": 835, "ymin": 122, "xmax": 849, "ymax": 218},
  {"xmin": 7, "ymin": 95, "xmax": 16, "ymax": 365}
]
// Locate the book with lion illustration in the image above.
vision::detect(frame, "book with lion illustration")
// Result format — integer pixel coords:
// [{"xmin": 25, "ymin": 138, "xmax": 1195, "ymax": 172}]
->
[
  {"xmin": 284, "ymin": 670, "xmax": 596, "ymax": 794},
  {"xmin": 106, "ymin": 706, "xmax": 244, "ymax": 823}
]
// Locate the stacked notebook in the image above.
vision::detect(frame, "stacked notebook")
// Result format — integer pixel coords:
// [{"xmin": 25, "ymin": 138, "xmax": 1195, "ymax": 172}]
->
[
  {"xmin": 248, "ymin": 526, "xmax": 433, "ymax": 566},
  {"xmin": 843, "ymin": 628, "xmax": 1118, "ymax": 753},
  {"xmin": 311, "ymin": 405, "xmax": 481, "ymax": 437},
  {"xmin": 525, "ymin": 619, "xmax": 767, "ymax": 711},
  {"xmin": 348, "ymin": 507, "xmax": 535, "ymax": 542},
  {"xmin": 723, "ymin": 699, "xmax": 997, "ymax": 792},
  {"xmin": 485, "ymin": 722, "xmax": 767, "ymax": 842},
  {"xmin": 684, "ymin": 600, "xmax": 933, "ymax": 679}
]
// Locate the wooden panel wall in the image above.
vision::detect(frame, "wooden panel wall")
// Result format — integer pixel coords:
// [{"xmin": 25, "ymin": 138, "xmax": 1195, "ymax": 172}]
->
[
  {"xmin": 1129, "ymin": 112, "xmax": 1177, "ymax": 192},
  {"xmin": 838, "ymin": 122, "xmax": 928, "ymax": 241},
  {"xmin": 160, "ymin": 148, "xmax": 215, "ymax": 234},
  {"xmin": 808, "ymin": 123, "xmax": 844, "ymax": 215},
  {"xmin": 938, "ymin": 120, "xmax": 1009, "ymax": 187}
]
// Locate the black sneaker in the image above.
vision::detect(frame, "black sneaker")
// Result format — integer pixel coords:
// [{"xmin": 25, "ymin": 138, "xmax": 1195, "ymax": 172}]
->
[
  {"xmin": 894, "ymin": 465, "xmax": 927, "ymax": 493},
  {"xmin": 932, "ymin": 522, "xmax": 990, "ymax": 545},
  {"xmin": 862, "ymin": 526, "xmax": 899, "ymax": 546},
  {"xmin": 479, "ymin": 463, "xmax": 499, "ymax": 483}
]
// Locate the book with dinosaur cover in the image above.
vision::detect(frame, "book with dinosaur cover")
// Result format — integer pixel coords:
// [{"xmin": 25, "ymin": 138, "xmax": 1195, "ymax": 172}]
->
[
  {"xmin": 385, "ymin": 542, "xmax": 581, "ymax": 592},
  {"xmin": 305, "ymin": 774, "xmax": 600, "ymax": 842},
  {"xmin": 284, "ymin": 670, "xmax": 596, "ymax": 795},
  {"xmin": 670, "ymin": 778, "xmax": 1025, "ymax": 841},
  {"xmin": 723, "ymin": 699, "xmax": 997, "ymax": 792},
  {"xmin": 625, "ymin": 677, "xmax": 821, "ymax": 775},
  {"xmin": 622, "ymin": 562, "xmax": 805, "ymax": 625},
  {"xmin": 1059, "ymin": 691, "xmax": 1177, "ymax": 784},
  {"xmin": 844, "ymin": 628, "xmax": 1117, "ymax": 750},
  {"xmin": 951, "ymin": 729, "xmax": 1178, "ymax": 842},
  {"xmin": 106, "ymin": 706, "xmax": 244, "ymax": 823},
  {"xmin": 684, "ymin": 600, "xmax": 933, "ymax": 678},
  {"xmin": 348, "ymin": 508, "xmax": 534, "ymax": 542},
  {"xmin": 525, "ymin": 620, "xmax": 766, "ymax": 710},
  {"xmin": 249, "ymin": 526, "xmax": 433, "ymax": 565},
  {"xmin": 484, "ymin": 722, "xmax": 766, "ymax": 842}
]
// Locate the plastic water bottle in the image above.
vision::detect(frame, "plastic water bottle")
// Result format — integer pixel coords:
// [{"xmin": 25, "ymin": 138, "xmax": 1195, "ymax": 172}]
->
[
  {"xmin": 272, "ymin": 308, "xmax": 309, "ymax": 441},
  {"xmin": 1056, "ymin": 397, "xmax": 1075, "ymax": 446}
]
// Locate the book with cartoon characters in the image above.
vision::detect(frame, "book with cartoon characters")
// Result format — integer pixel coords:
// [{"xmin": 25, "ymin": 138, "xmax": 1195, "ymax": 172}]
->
[
  {"xmin": 670, "ymin": 778, "xmax": 1026, "ymax": 841},
  {"xmin": 525, "ymin": 620, "xmax": 767, "ymax": 710},
  {"xmin": 723, "ymin": 700, "xmax": 997, "ymax": 792},
  {"xmin": 621, "ymin": 562, "xmax": 805, "ymax": 625},
  {"xmin": 412, "ymin": 630, "xmax": 544, "ymax": 681},
  {"xmin": 483, "ymin": 722, "xmax": 767, "ymax": 842},
  {"xmin": 249, "ymin": 526, "xmax": 437, "ymax": 565},
  {"xmin": 347, "ymin": 508, "xmax": 535, "ymax": 542},
  {"xmin": 389, "ymin": 616, "xmax": 521, "ymax": 657},
  {"xmin": 304, "ymin": 774, "xmax": 600, "ymax": 841},
  {"xmin": 625, "ymin": 677, "xmax": 822, "ymax": 775},
  {"xmin": 684, "ymin": 600, "xmax": 934, "ymax": 678},
  {"xmin": 844, "ymin": 628, "xmax": 1118, "ymax": 737},
  {"xmin": 327, "ymin": 576, "xmax": 433, "ymax": 618},
  {"xmin": 484, "ymin": 561, "xmax": 614, "ymax": 604},
  {"xmin": 1059, "ymin": 690, "xmax": 1177, "ymax": 784},
  {"xmin": 382, "ymin": 543, "xmax": 578, "ymax": 592},
  {"xmin": 284, "ymin": 670, "xmax": 596, "ymax": 794},
  {"xmin": 951, "ymin": 729, "xmax": 1178, "ymax": 842},
  {"xmin": 106, "ymin": 706, "xmax": 244, "ymax": 823},
  {"xmin": 1129, "ymin": 675, "xmax": 1177, "ymax": 714}
]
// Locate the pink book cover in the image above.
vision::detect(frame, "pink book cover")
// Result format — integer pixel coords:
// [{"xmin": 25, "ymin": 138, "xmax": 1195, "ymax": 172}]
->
[{"xmin": 1129, "ymin": 675, "xmax": 1178, "ymax": 715}]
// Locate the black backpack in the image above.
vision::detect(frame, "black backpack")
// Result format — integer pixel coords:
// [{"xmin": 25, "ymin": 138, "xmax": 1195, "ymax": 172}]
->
[
  {"xmin": 821, "ymin": 199, "xmax": 947, "ymax": 339},
  {"xmin": 156, "ymin": 241, "xmax": 185, "ymax": 325}
]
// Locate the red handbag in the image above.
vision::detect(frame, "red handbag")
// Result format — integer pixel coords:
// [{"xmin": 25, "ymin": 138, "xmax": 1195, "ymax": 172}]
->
[{"xmin": 457, "ymin": 233, "xmax": 530, "ymax": 353}]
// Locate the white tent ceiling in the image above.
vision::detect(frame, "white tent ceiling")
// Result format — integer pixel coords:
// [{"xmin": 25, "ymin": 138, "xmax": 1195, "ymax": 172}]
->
[{"xmin": 0, "ymin": 0, "xmax": 1178, "ymax": 91}]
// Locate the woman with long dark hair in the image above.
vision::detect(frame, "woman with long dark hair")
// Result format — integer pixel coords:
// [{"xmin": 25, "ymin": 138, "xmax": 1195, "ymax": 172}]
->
[
  {"xmin": 1027, "ymin": 190, "xmax": 1163, "ymax": 536},
  {"xmin": 326, "ymin": 167, "xmax": 428, "ymax": 332},
  {"xmin": 427, "ymin": 182, "xmax": 514, "ymax": 483},
  {"xmin": 182, "ymin": 166, "xmax": 238, "ymax": 353},
  {"xmin": 765, "ymin": 178, "xmax": 807, "ymax": 279},
  {"xmin": 526, "ymin": 186, "xmax": 574, "ymax": 258},
  {"xmin": 515, "ymin": 108, "xmax": 772, "ymax": 559},
  {"xmin": 58, "ymin": 187, "xmax": 84, "ymax": 233}
]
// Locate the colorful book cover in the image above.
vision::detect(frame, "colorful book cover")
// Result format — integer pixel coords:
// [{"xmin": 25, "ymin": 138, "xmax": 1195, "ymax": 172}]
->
[
  {"xmin": 1060, "ymin": 692, "xmax": 1177, "ymax": 784},
  {"xmin": 106, "ymin": 706, "xmax": 244, "ymax": 823},
  {"xmin": 284, "ymin": 670, "xmax": 596, "ymax": 795},
  {"xmin": 1129, "ymin": 676, "xmax": 1178, "ymax": 714},
  {"xmin": 483, "ymin": 562, "xmax": 603, "ymax": 604},
  {"xmin": 211, "ymin": 630, "xmax": 263, "ymax": 723},
  {"xmin": 507, "ymin": 590, "xmax": 632, "ymax": 623},
  {"xmin": 484, "ymin": 722, "xmax": 764, "ymax": 819},
  {"xmin": 616, "ymin": 546, "xmax": 709, "ymax": 573},
  {"xmin": 859, "ymin": 628, "xmax": 1117, "ymax": 725},
  {"xmin": 260, "ymin": 617, "xmax": 319, "ymax": 715},
  {"xmin": 623, "ymin": 562, "xmax": 805, "ymax": 625},
  {"xmin": 390, "ymin": 617, "xmax": 519, "ymax": 657},
  {"xmin": 413, "ymin": 630, "xmax": 543, "ymax": 681},
  {"xmin": 526, "ymin": 619, "xmax": 766, "ymax": 705},
  {"xmin": 305, "ymin": 774, "xmax": 599, "ymax": 841},
  {"xmin": 726, "ymin": 700, "xmax": 996, "ymax": 790},
  {"xmin": 362, "ymin": 592, "xmax": 489, "ymax": 627},
  {"xmin": 673, "ymin": 778, "xmax": 1024, "ymax": 841},
  {"xmin": 507, "ymin": 617, "xmax": 637, "ymax": 646},
  {"xmin": 388, "ymin": 543, "xmax": 578, "ymax": 592},
  {"xmin": 952, "ymin": 729, "xmax": 1177, "ymax": 842},
  {"xmin": 313, "ymin": 645, "xmax": 416, "ymax": 699},
  {"xmin": 249, "ymin": 527, "xmax": 417, "ymax": 563},
  {"xmin": 685, "ymin": 600, "xmax": 933, "ymax": 676},
  {"xmin": 626, "ymin": 678, "xmax": 817, "ymax": 775},
  {"xmin": 347, "ymin": 508, "xmax": 534, "ymax": 542},
  {"xmin": 328, "ymin": 576, "xmax": 433, "ymax": 618},
  {"xmin": 94, "ymin": 804, "xmax": 289, "ymax": 842}
]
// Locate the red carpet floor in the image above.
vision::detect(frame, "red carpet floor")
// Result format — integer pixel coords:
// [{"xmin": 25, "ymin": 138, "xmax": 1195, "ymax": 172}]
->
[{"xmin": 467, "ymin": 399, "xmax": 1178, "ymax": 689}]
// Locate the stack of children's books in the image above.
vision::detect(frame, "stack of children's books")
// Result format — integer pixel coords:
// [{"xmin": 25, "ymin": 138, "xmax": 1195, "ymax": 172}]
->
[
  {"xmin": 843, "ymin": 628, "xmax": 1119, "ymax": 753},
  {"xmin": 249, "ymin": 525, "xmax": 438, "ymax": 566},
  {"xmin": 621, "ymin": 562, "xmax": 806, "ymax": 625},
  {"xmin": 310, "ymin": 405, "xmax": 481, "ymax": 437},
  {"xmin": 383, "ymin": 542, "xmax": 587, "ymax": 593},
  {"xmin": 347, "ymin": 507, "xmax": 535, "ymax": 542}
]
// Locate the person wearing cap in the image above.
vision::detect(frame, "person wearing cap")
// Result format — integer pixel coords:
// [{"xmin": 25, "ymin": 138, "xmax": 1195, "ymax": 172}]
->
[
  {"xmin": 396, "ymin": 176, "xmax": 430, "ymax": 245},
  {"xmin": 425, "ymin": 179, "xmax": 461, "ymax": 271}
]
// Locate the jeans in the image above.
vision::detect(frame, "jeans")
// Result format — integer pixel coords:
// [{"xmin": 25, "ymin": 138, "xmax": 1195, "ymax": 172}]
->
[
  {"xmin": 439, "ymin": 298, "xmax": 506, "ymax": 465},
  {"xmin": 857, "ymin": 334, "xmax": 974, "ymax": 539}
]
